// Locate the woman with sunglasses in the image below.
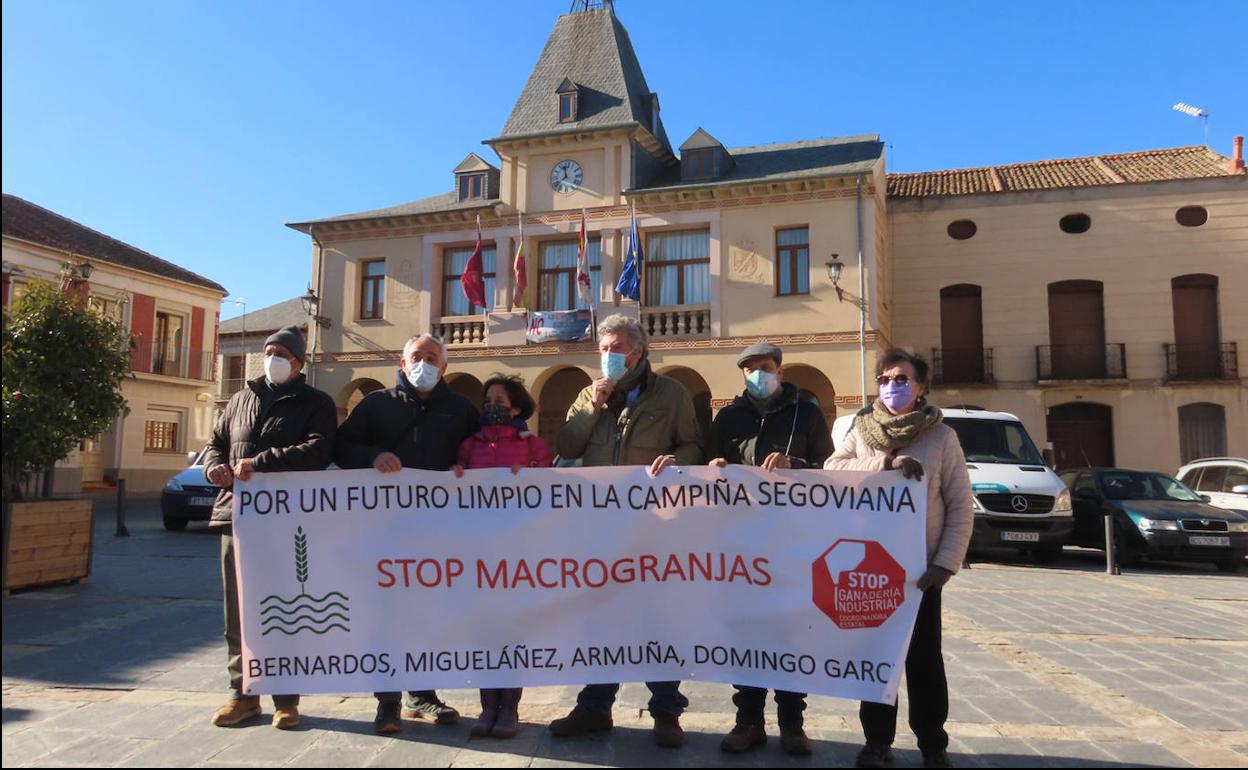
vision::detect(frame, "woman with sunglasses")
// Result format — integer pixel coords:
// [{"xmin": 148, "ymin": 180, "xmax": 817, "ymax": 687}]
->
[{"xmin": 824, "ymin": 348, "xmax": 973, "ymax": 769}]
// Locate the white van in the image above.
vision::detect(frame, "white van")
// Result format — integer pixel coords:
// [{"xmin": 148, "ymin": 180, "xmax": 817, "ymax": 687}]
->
[{"xmin": 832, "ymin": 407, "xmax": 1073, "ymax": 561}]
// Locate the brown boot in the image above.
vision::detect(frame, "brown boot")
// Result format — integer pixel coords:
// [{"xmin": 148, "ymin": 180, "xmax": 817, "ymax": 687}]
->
[
  {"xmin": 720, "ymin": 722, "xmax": 767, "ymax": 753},
  {"xmin": 212, "ymin": 695, "xmax": 261, "ymax": 727},
  {"xmin": 653, "ymin": 712, "xmax": 684, "ymax": 748},
  {"xmin": 780, "ymin": 723, "xmax": 813, "ymax": 756},
  {"xmin": 549, "ymin": 706, "xmax": 613, "ymax": 737},
  {"xmin": 272, "ymin": 705, "xmax": 300, "ymax": 730},
  {"xmin": 470, "ymin": 689, "xmax": 500, "ymax": 737},
  {"xmin": 491, "ymin": 688, "xmax": 522, "ymax": 739}
]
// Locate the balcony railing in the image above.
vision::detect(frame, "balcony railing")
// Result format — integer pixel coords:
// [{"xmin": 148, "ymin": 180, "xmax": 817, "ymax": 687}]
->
[
  {"xmin": 641, "ymin": 305, "xmax": 710, "ymax": 339},
  {"xmin": 1164, "ymin": 342, "xmax": 1238, "ymax": 381},
  {"xmin": 433, "ymin": 316, "xmax": 487, "ymax": 348},
  {"xmin": 129, "ymin": 340, "xmax": 215, "ymax": 381},
  {"xmin": 1036, "ymin": 343, "xmax": 1126, "ymax": 381},
  {"xmin": 932, "ymin": 348, "xmax": 994, "ymax": 385}
]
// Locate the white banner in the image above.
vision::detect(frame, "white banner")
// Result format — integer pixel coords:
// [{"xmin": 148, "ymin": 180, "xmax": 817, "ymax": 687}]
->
[{"xmin": 234, "ymin": 466, "xmax": 927, "ymax": 704}]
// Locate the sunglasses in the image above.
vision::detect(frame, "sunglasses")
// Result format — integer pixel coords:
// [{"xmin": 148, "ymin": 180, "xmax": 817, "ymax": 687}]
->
[{"xmin": 876, "ymin": 374, "xmax": 911, "ymax": 386}]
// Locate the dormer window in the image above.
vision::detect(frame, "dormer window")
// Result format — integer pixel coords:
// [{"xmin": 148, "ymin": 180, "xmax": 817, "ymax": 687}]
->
[
  {"xmin": 683, "ymin": 148, "xmax": 715, "ymax": 180},
  {"xmin": 458, "ymin": 173, "xmax": 486, "ymax": 201},
  {"xmin": 556, "ymin": 78, "xmax": 579, "ymax": 123},
  {"xmin": 678, "ymin": 128, "xmax": 732, "ymax": 182}
]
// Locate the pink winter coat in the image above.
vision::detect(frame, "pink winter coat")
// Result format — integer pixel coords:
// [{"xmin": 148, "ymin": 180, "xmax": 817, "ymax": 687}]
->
[{"xmin": 458, "ymin": 424, "xmax": 553, "ymax": 470}]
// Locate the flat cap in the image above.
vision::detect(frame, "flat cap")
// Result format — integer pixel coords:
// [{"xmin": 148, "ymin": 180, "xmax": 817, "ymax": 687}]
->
[{"xmin": 736, "ymin": 342, "xmax": 783, "ymax": 368}]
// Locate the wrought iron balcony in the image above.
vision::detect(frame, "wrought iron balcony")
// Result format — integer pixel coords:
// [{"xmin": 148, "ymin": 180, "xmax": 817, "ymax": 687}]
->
[
  {"xmin": 931, "ymin": 348, "xmax": 994, "ymax": 386},
  {"xmin": 1036, "ymin": 343, "xmax": 1126, "ymax": 381},
  {"xmin": 1164, "ymin": 342, "xmax": 1238, "ymax": 381},
  {"xmin": 129, "ymin": 340, "xmax": 215, "ymax": 381}
]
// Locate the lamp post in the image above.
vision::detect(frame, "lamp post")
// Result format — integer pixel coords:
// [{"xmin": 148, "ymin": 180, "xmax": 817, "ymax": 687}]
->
[
  {"xmin": 300, "ymin": 287, "xmax": 332, "ymax": 386},
  {"xmin": 826, "ymin": 254, "xmax": 869, "ymax": 409}
]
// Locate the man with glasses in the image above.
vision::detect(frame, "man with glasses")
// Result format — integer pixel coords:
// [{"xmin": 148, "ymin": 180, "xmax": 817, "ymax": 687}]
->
[{"xmin": 335, "ymin": 333, "xmax": 479, "ymax": 734}]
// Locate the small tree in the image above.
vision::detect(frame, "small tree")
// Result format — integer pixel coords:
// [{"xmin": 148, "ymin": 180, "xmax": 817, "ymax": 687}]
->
[{"xmin": 2, "ymin": 279, "xmax": 131, "ymax": 501}]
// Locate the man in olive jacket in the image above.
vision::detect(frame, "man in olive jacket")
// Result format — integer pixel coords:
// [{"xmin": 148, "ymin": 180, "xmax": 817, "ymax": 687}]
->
[
  {"xmin": 203, "ymin": 326, "xmax": 337, "ymax": 731},
  {"xmin": 549, "ymin": 313, "xmax": 702, "ymax": 749}
]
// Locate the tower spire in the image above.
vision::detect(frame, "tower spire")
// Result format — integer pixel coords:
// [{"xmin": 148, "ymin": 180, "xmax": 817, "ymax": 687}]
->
[{"xmin": 569, "ymin": 0, "xmax": 613, "ymax": 13}]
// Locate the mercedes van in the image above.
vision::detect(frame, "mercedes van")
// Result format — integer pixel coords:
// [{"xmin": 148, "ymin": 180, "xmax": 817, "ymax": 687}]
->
[{"xmin": 832, "ymin": 408, "xmax": 1073, "ymax": 561}]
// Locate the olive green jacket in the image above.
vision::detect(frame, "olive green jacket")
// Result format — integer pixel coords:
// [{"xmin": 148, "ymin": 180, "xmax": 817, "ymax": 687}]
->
[{"xmin": 557, "ymin": 367, "xmax": 703, "ymax": 467}]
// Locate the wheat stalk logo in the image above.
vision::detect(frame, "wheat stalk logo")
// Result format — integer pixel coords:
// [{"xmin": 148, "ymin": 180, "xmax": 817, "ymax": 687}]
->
[
  {"xmin": 259, "ymin": 525, "xmax": 350, "ymax": 636},
  {"xmin": 295, "ymin": 526, "xmax": 309, "ymax": 594}
]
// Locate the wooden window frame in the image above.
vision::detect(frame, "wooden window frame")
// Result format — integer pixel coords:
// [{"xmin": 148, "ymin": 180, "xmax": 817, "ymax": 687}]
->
[
  {"xmin": 143, "ymin": 413, "xmax": 181, "ymax": 453},
  {"xmin": 644, "ymin": 230, "xmax": 710, "ymax": 307},
  {"xmin": 682, "ymin": 148, "xmax": 714, "ymax": 180},
  {"xmin": 775, "ymin": 226, "xmax": 810, "ymax": 297},
  {"xmin": 538, "ymin": 238, "xmax": 601, "ymax": 311},
  {"xmin": 559, "ymin": 93, "xmax": 577, "ymax": 123},
  {"xmin": 442, "ymin": 245, "xmax": 496, "ymax": 316},
  {"xmin": 359, "ymin": 259, "xmax": 386, "ymax": 320},
  {"xmin": 458, "ymin": 173, "xmax": 486, "ymax": 201}
]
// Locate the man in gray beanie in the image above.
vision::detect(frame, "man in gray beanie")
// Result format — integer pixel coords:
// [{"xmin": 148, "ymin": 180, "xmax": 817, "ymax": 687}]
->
[{"xmin": 203, "ymin": 325, "xmax": 337, "ymax": 730}]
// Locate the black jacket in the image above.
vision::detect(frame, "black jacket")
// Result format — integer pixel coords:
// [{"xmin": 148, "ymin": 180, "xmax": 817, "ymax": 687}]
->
[
  {"xmin": 334, "ymin": 376, "xmax": 479, "ymax": 472},
  {"xmin": 204, "ymin": 374, "xmax": 338, "ymax": 524},
  {"xmin": 706, "ymin": 382, "xmax": 833, "ymax": 469}
]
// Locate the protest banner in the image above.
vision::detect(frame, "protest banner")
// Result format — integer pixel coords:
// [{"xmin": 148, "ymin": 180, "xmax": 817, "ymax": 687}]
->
[
  {"xmin": 233, "ymin": 465, "xmax": 926, "ymax": 704},
  {"xmin": 525, "ymin": 309, "xmax": 592, "ymax": 343}
]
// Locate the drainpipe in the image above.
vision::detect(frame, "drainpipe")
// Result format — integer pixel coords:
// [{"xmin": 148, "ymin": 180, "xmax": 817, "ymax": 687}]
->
[
  {"xmin": 856, "ymin": 174, "xmax": 868, "ymax": 409},
  {"xmin": 308, "ymin": 226, "xmax": 325, "ymax": 388}
]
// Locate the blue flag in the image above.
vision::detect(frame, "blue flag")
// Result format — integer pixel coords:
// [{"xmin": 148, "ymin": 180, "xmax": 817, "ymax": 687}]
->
[{"xmin": 616, "ymin": 206, "xmax": 642, "ymax": 301}]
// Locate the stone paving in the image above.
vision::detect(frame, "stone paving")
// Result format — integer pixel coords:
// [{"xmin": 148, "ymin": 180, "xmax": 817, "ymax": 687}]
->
[{"xmin": 3, "ymin": 498, "xmax": 1246, "ymax": 768}]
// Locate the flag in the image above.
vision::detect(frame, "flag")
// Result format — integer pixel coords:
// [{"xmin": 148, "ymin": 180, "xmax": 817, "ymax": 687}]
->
[
  {"xmin": 615, "ymin": 202, "xmax": 642, "ymax": 301},
  {"xmin": 512, "ymin": 213, "xmax": 527, "ymax": 309},
  {"xmin": 460, "ymin": 215, "xmax": 487, "ymax": 311},
  {"xmin": 575, "ymin": 208, "xmax": 592, "ymax": 307}
]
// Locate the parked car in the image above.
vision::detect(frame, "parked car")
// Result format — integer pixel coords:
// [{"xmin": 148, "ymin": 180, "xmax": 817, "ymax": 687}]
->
[
  {"xmin": 1060, "ymin": 467, "xmax": 1248, "ymax": 572},
  {"xmin": 160, "ymin": 447, "xmax": 217, "ymax": 531},
  {"xmin": 833, "ymin": 408, "xmax": 1073, "ymax": 562},
  {"xmin": 1176, "ymin": 457, "xmax": 1248, "ymax": 515}
]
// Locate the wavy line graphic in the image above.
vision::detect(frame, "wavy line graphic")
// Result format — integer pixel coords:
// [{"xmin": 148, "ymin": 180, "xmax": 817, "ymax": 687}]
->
[
  {"xmin": 261, "ymin": 611, "xmax": 350, "ymax": 628},
  {"xmin": 262, "ymin": 623, "xmax": 350, "ymax": 636},
  {"xmin": 260, "ymin": 591, "xmax": 348, "ymax": 606},
  {"xmin": 261, "ymin": 601, "xmax": 349, "ymax": 617}
]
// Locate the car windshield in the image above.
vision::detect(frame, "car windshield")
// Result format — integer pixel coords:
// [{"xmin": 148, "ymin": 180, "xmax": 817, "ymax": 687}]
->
[
  {"xmin": 945, "ymin": 419, "xmax": 1046, "ymax": 466},
  {"xmin": 1100, "ymin": 471, "xmax": 1202, "ymax": 502}
]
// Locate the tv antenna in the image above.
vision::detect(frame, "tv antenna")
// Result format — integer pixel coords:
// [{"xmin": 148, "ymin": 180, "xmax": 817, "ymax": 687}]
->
[{"xmin": 1172, "ymin": 102, "xmax": 1209, "ymax": 147}]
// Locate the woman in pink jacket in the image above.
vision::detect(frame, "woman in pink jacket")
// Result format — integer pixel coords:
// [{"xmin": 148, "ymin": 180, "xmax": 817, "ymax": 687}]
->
[
  {"xmin": 452, "ymin": 374, "xmax": 551, "ymax": 739},
  {"xmin": 824, "ymin": 348, "xmax": 972, "ymax": 770}
]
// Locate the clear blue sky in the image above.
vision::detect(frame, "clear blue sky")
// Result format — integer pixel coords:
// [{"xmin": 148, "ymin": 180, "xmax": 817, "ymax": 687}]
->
[{"xmin": 4, "ymin": 0, "xmax": 1245, "ymax": 319}]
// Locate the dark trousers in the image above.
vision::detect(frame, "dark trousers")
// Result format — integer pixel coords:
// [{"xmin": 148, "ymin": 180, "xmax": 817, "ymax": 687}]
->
[
  {"xmin": 860, "ymin": 586, "xmax": 948, "ymax": 754},
  {"xmin": 732, "ymin": 686, "xmax": 807, "ymax": 727},
  {"xmin": 375, "ymin": 690, "xmax": 438, "ymax": 707},
  {"xmin": 576, "ymin": 682, "xmax": 688, "ymax": 718},
  {"xmin": 221, "ymin": 532, "xmax": 298, "ymax": 708}
]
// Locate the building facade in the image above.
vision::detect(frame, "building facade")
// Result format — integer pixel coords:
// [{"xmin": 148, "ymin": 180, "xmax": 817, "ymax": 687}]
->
[
  {"xmin": 2, "ymin": 195, "xmax": 227, "ymax": 493},
  {"xmin": 215, "ymin": 297, "xmax": 307, "ymax": 411}
]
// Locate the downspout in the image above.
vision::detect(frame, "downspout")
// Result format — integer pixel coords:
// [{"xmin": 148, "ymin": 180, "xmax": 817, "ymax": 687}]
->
[
  {"xmin": 857, "ymin": 174, "xmax": 868, "ymax": 409},
  {"xmin": 308, "ymin": 226, "xmax": 325, "ymax": 388}
]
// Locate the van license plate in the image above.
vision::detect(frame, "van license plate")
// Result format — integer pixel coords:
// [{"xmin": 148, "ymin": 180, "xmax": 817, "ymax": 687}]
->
[
  {"xmin": 1002, "ymin": 532, "xmax": 1040, "ymax": 543},
  {"xmin": 1188, "ymin": 536, "xmax": 1230, "ymax": 547},
  {"xmin": 189, "ymin": 496, "xmax": 216, "ymax": 507}
]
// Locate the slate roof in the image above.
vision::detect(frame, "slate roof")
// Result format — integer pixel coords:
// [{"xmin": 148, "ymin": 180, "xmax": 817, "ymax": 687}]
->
[
  {"xmin": 218, "ymin": 297, "xmax": 307, "ymax": 336},
  {"xmin": 2, "ymin": 194, "xmax": 226, "ymax": 293},
  {"xmin": 628, "ymin": 135, "xmax": 884, "ymax": 194},
  {"xmin": 493, "ymin": 9, "xmax": 671, "ymax": 153},
  {"xmin": 887, "ymin": 146, "xmax": 1241, "ymax": 198},
  {"xmin": 287, "ymin": 192, "xmax": 497, "ymax": 228}
]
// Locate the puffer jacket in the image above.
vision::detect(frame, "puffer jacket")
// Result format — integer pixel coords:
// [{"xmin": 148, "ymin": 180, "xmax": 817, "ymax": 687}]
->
[
  {"xmin": 203, "ymin": 374, "xmax": 337, "ymax": 524},
  {"xmin": 707, "ymin": 382, "xmax": 833, "ymax": 469},
  {"xmin": 334, "ymin": 376, "xmax": 479, "ymax": 472},
  {"xmin": 459, "ymin": 424, "xmax": 553, "ymax": 470}
]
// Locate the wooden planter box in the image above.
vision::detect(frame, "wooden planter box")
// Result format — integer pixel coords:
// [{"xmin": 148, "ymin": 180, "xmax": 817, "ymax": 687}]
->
[{"xmin": 3, "ymin": 498, "xmax": 94, "ymax": 592}]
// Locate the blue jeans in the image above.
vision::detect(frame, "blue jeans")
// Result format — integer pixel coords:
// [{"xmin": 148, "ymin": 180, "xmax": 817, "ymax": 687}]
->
[{"xmin": 576, "ymin": 682, "xmax": 688, "ymax": 718}]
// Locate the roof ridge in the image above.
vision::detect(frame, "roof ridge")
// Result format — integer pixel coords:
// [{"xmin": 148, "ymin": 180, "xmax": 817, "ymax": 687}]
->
[
  {"xmin": 889, "ymin": 145, "xmax": 1227, "ymax": 178},
  {"xmin": 727, "ymin": 134, "xmax": 881, "ymax": 154}
]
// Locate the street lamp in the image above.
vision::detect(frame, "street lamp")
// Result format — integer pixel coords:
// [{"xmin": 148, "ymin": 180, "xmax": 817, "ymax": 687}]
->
[
  {"xmin": 300, "ymin": 287, "xmax": 331, "ymax": 328},
  {"xmin": 825, "ymin": 253, "xmax": 866, "ymax": 311}
]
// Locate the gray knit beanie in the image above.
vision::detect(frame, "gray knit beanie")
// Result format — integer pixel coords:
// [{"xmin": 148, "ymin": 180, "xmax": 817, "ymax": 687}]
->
[{"xmin": 265, "ymin": 326, "xmax": 306, "ymax": 361}]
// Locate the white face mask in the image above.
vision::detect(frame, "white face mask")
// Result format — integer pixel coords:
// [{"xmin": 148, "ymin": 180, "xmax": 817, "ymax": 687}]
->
[
  {"xmin": 407, "ymin": 360, "xmax": 441, "ymax": 391},
  {"xmin": 264, "ymin": 355, "xmax": 293, "ymax": 385}
]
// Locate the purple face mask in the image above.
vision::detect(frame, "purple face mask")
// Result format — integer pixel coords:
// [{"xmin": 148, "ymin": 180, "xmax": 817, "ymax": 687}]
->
[{"xmin": 880, "ymin": 381, "xmax": 915, "ymax": 412}]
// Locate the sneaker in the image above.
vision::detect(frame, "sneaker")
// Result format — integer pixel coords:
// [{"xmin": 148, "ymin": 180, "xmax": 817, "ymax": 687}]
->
[
  {"xmin": 720, "ymin": 722, "xmax": 767, "ymax": 753},
  {"xmin": 653, "ymin": 712, "xmax": 684, "ymax": 749},
  {"xmin": 402, "ymin": 692, "xmax": 460, "ymax": 725},
  {"xmin": 923, "ymin": 750, "xmax": 954, "ymax": 768},
  {"xmin": 211, "ymin": 696, "xmax": 261, "ymax": 727},
  {"xmin": 549, "ymin": 706, "xmax": 614, "ymax": 737},
  {"xmin": 272, "ymin": 706, "xmax": 300, "ymax": 730},
  {"xmin": 855, "ymin": 743, "xmax": 894, "ymax": 768},
  {"xmin": 779, "ymin": 724, "xmax": 813, "ymax": 756},
  {"xmin": 374, "ymin": 702, "xmax": 403, "ymax": 735}
]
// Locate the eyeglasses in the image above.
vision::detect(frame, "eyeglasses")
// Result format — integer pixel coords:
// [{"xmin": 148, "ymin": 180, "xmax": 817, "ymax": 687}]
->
[{"xmin": 876, "ymin": 374, "xmax": 911, "ymax": 386}]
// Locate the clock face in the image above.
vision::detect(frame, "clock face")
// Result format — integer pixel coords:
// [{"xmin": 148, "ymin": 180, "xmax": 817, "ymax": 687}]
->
[{"xmin": 550, "ymin": 159, "xmax": 583, "ymax": 194}]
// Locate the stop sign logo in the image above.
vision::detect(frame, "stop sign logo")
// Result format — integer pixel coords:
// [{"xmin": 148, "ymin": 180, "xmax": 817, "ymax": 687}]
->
[{"xmin": 812, "ymin": 539, "xmax": 906, "ymax": 629}]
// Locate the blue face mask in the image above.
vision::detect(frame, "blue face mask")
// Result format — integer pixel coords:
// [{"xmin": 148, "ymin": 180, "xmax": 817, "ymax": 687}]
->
[
  {"xmin": 601, "ymin": 351, "xmax": 629, "ymax": 382},
  {"xmin": 406, "ymin": 361, "xmax": 441, "ymax": 392},
  {"xmin": 745, "ymin": 369, "xmax": 779, "ymax": 399},
  {"xmin": 880, "ymin": 381, "xmax": 915, "ymax": 412}
]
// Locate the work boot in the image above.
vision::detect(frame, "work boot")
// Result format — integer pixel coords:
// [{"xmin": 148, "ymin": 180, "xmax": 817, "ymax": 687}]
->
[
  {"xmin": 211, "ymin": 695, "xmax": 261, "ymax": 727},
  {"xmin": 855, "ymin": 742, "xmax": 895, "ymax": 768},
  {"xmin": 779, "ymin": 723, "xmax": 813, "ymax": 756},
  {"xmin": 491, "ymin": 688, "xmax": 522, "ymax": 739},
  {"xmin": 653, "ymin": 712, "xmax": 684, "ymax": 748},
  {"xmin": 720, "ymin": 722, "xmax": 767, "ymax": 753},
  {"xmin": 271, "ymin": 705, "xmax": 300, "ymax": 730},
  {"xmin": 549, "ymin": 706, "xmax": 613, "ymax": 737},
  {"xmin": 923, "ymin": 750, "xmax": 954, "ymax": 768},
  {"xmin": 402, "ymin": 691, "xmax": 460, "ymax": 725},
  {"xmin": 374, "ymin": 701, "xmax": 402, "ymax": 735},
  {"xmin": 470, "ymin": 689, "xmax": 500, "ymax": 738}
]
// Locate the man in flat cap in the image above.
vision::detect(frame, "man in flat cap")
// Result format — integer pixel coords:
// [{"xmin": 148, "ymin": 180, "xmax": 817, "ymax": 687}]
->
[
  {"xmin": 707, "ymin": 342, "xmax": 833, "ymax": 756},
  {"xmin": 203, "ymin": 325, "xmax": 337, "ymax": 730}
]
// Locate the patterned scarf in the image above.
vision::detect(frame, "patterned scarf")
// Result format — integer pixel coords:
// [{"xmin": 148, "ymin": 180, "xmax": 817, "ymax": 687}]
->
[{"xmin": 856, "ymin": 399, "xmax": 943, "ymax": 451}]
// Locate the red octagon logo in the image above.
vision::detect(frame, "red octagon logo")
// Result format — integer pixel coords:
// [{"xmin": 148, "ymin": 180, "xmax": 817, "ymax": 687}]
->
[{"xmin": 812, "ymin": 539, "xmax": 906, "ymax": 629}]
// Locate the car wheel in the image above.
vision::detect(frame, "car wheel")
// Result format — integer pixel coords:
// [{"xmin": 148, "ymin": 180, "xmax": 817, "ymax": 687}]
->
[
  {"xmin": 1033, "ymin": 545, "xmax": 1063, "ymax": 564},
  {"xmin": 1214, "ymin": 556, "xmax": 1244, "ymax": 573},
  {"xmin": 162, "ymin": 515, "xmax": 189, "ymax": 532}
]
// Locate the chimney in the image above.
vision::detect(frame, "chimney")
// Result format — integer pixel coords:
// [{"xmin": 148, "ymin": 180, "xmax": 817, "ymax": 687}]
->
[{"xmin": 1231, "ymin": 136, "xmax": 1246, "ymax": 173}]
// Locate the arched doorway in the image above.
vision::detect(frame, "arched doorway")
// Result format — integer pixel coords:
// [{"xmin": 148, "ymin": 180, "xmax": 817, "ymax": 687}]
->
[
  {"xmin": 445, "ymin": 373, "xmax": 484, "ymax": 409},
  {"xmin": 1047, "ymin": 402, "xmax": 1114, "ymax": 470},
  {"xmin": 536, "ymin": 367, "xmax": 592, "ymax": 451},
  {"xmin": 782, "ymin": 364, "xmax": 837, "ymax": 427},
  {"xmin": 338, "ymin": 378, "xmax": 386, "ymax": 422},
  {"xmin": 658, "ymin": 366, "xmax": 713, "ymax": 445}
]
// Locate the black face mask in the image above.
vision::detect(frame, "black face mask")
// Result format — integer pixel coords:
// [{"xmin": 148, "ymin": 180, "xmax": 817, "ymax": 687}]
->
[{"xmin": 482, "ymin": 403, "xmax": 513, "ymax": 426}]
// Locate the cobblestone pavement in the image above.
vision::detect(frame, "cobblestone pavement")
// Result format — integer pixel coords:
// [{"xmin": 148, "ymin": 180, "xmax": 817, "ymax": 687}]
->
[{"xmin": 3, "ymin": 498, "xmax": 1245, "ymax": 768}]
